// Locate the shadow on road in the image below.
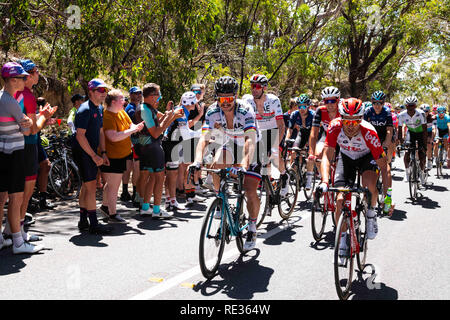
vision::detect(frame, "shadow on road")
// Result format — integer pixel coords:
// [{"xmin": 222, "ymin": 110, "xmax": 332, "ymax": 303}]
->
[
  {"xmin": 349, "ymin": 265, "xmax": 399, "ymax": 300},
  {"xmin": 194, "ymin": 250, "xmax": 273, "ymax": 300},
  {"xmin": 309, "ymin": 230, "xmax": 335, "ymax": 251},
  {"xmin": 0, "ymin": 252, "xmax": 38, "ymax": 276},
  {"xmin": 388, "ymin": 209, "xmax": 407, "ymax": 221}
]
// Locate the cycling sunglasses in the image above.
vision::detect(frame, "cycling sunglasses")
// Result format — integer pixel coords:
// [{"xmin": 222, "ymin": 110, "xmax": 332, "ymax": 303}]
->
[
  {"xmin": 372, "ymin": 101, "xmax": 384, "ymax": 106},
  {"xmin": 193, "ymin": 90, "xmax": 202, "ymax": 95},
  {"xmin": 324, "ymin": 99, "xmax": 338, "ymax": 104},
  {"xmin": 438, "ymin": 111, "xmax": 445, "ymax": 114},
  {"xmin": 297, "ymin": 104, "xmax": 308, "ymax": 110},
  {"xmin": 251, "ymin": 84, "xmax": 264, "ymax": 90},
  {"xmin": 218, "ymin": 96, "xmax": 235, "ymax": 104},
  {"xmin": 95, "ymin": 87, "xmax": 108, "ymax": 93},
  {"xmin": 342, "ymin": 118, "xmax": 362, "ymax": 127}
]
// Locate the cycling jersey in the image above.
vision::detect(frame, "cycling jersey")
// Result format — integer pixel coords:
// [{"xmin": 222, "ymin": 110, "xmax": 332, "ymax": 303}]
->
[
  {"xmin": 435, "ymin": 114, "xmax": 450, "ymax": 130},
  {"xmin": 312, "ymin": 106, "xmax": 340, "ymax": 136},
  {"xmin": 289, "ymin": 109, "xmax": 315, "ymax": 130},
  {"xmin": 325, "ymin": 119, "xmax": 384, "ymax": 161},
  {"xmin": 244, "ymin": 93, "xmax": 283, "ymax": 131},
  {"xmin": 363, "ymin": 105, "xmax": 393, "ymax": 142},
  {"xmin": 426, "ymin": 113, "xmax": 436, "ymax": 133},
  {"xmin": 202, "ymin": 100, "xmax": 257, "ymax": 147},
  {"xmin": 398, "ymin": 109, "xmax": 426, "ymax": 133}
]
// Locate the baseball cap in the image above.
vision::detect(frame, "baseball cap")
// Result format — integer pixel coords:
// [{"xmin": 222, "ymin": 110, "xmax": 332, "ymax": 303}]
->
[
  {"xmin": 1, "ymin": 62, "xmax": 30, "ymax": 78},
  {"xmin": 18, "ymin": 59, "xmax": 36, "ymax": 72},
  {"xmin": 88, "ymin": 78, "xmax": 108, "ymax": 90},
  {"xmin": 71, "ymin": 93, "xmax": 85, "ymax": 103},
  {"xmin": 181, "ymin": 91, "xmax": 198, "ymax": 106},
  {"xmin": 129, "ymin": 86, "xmax": 142, "ymax": 94}
]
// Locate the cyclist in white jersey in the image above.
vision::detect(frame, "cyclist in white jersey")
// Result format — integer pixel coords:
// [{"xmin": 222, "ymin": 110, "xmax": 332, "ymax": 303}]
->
[
  {"xmin": 398, "ymin": 96, "xmax": 427, "ymax": 183},
  {"xmin": 244, "ymin": 74, "xmax": 289, "ymax": 196},
  {"xmin": 191, "ymin": 76, "xmax": 260, "ymax": 251}
]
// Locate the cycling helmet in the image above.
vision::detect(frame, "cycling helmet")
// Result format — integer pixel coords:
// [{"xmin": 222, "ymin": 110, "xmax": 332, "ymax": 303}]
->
[
  {"xmin": 362, "ymin": 101, "xmax": 372, "ymax": 110},
  {"xmin": 321, "ymin": 86, "xmax": 340, "ymax": 99},
  {"xmin": 339, "ymin": 98, "xmax": 364, "ymax": 117},
  {"xmin": 250, "ymin": 74, "xmax": 269, "ymax": 86},
  {"xmin": 181, "ymin": 91, "xmax": 197, "ymax": 106},
  {"xmin": 41, "ymin": 135, "xmax": 49, "ymax": 148},
  {"xmin": 296, "ymin": 94, "xmax": 311, "ymax": 106},
  {"xmin": 404, "ymin": 96, "xmax": 418, "ymax": 106},
  {"xmin": 437, "ymin": 106, "xmax": 446, "ymax": 113},
  {"xmin": 371, "ymin": 90, "xmax": 386, "ymax": 102},
  {"xmin": 214, "ymin": 76, "xmax": 239, "ymax": 95},
  {"xmin": 420, "ymin": 104, "xmax": 431, "ymax": 112}
]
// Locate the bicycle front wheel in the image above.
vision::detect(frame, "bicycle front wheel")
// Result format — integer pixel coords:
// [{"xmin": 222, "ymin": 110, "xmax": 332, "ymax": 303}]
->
[
  {"xmin": 303, "ymin": 165, "xmax": 317, "ymax": 200},
  {"xmin": 255, "ymin": 178, "xmax": 270, "ymax": 229},
  {"xmin": 278, "ymin": 169, "xmax": 299, "ymax": 220},
  {"xmin": 49, "ymin": 159, "xmax": 81, "ymax": 200},
  {"xmin": 199, "ymin": 198, "xmax": 226, "ymax": 279},
  {"xmin": 311, "ymin": 192, "xmax": 327, "ymax": 242},
  {"xmin": 334, "ymin": 213, "xmax": 354, "ymax": 300},
  {"xmin": 356, "ymin": 201, "xmax": 368, "ymax": 272}
]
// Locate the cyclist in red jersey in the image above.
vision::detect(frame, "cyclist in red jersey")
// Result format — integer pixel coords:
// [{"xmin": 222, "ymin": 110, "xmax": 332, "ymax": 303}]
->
[
  {"xmin": 308, "ymin": 86, "xmax": 341, "ymax": 178},
  {"xmin": 317, "ymin": 98, "xmax": 389, "ymax": 244}
]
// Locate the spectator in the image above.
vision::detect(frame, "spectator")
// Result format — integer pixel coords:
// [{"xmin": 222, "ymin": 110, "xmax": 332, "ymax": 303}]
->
[
  {"xmin": 98, "ymin": 89, "xmax": 144, "ymax": 223},
  {"xmin": 67, "ymin": 94, "xmax": 85, "ymax": 135},
  {"xmin": 122, "ymin": 86, "xmax": 143, "ymax": 203},
  {"xmin": 0, "ymin": 62, "xmax": 40, "ymax": 254},
  {"xmin": 310, "ymin": 98, "xmax": 319, "ymax": 112},
  {"xmin": 135, "ymin": 83, "xmax": 181, "ymax": 218},
  {"xmin": 72, "ymin": 78, "xmax": 111, "ymax": 235}
]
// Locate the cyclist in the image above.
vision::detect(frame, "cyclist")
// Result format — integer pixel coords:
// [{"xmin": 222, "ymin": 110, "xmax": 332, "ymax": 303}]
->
[
  {"xmin": 190, "ymin": 76, "xmax": 260, "ymax": 251},
  {"xmin": 283, "ymin": 98, "xmax": 298, "ymax": 139},
  {"xmin": 397, "ymin": 96, "xmax": 427, "ymax": 184},
  {"xmin": 308, "ymin": 86, "xmax": 341, "ymax": 179},
  {"xmin": 285, "ymin": 94, "xmax": 316, "ymax": 189},
  {"xmin": 421, "ymin": 104, "xmax": 436, "ymax": 170},
  {"xmin": 364, "ymin": 90, "xmax": 393, "ymax": 196},
  {"xmin": 243, "ymin": 74, "xmax": 289, "ymax": 196},
  {"xmin": 317, "ymin": 98, "xmax": 389, "ymax": 260},
  {"xmin": 433, "ymin": 105, "xmax": 450, "ymax": 166}
]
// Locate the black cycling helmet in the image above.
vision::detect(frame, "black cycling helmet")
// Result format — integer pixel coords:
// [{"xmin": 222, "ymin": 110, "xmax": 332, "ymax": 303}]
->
[
  {"xmin": 214, "ymin": 76, "xmax": 239, "ymax": 95},
  {"xmin": 250, "ymin": 74, "xmax": 269, "ymax": 86}
]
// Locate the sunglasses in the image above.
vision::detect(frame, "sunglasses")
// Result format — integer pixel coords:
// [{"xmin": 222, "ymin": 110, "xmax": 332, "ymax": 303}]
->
[
  {"xmin": 372, "ymin": 102, "xmax": 384, "ymax": 106},
  {"xmin": 251, "ymin": 84, "xmax": 263, "ymax": 90},
  {"xmin": 438, "ymin": 111, "xmax": 445, "ymax": 114},
  {"xmin": 324, "ymin": 99, "xmax": 337, "ymax": 104},
  {"xmin": 342, "ymin": 118, "xmax": 362, "ymax": 127},
  {"xmin": 95, "ymin": 87, "xmax": 108, "ymax": 93},
  {"xmin": 218, "ymin": 96, "xmax": 235, "ymax": 104},
  {"xmin": 406, "ymin": 104, "xmax": 416, "ymax": 107},
  {"xmin": 193, "ymin": 90, "xmax": 202, "ymax": 95},
  {"xmin": 297, "ymin": 105, "xmax": 308, "ymax": 110}
]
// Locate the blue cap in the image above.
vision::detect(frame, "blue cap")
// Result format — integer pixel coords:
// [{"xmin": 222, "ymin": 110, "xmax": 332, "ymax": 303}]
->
[
  {"xmin": 129, "ymin": 86, "xmax": 142, "ymax": 94},
  {"xmin": 18, "ymin": 59, "xmax": 36, "ymax": 72}
]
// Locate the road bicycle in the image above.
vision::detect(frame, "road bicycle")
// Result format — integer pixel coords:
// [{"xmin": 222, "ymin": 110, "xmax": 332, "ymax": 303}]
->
[
  {"xmin": 399, "ymin": 142, "xmax": 422, "ymax": 201},
  {"xmin": 326, "ymin": 172, "xmax": 370, "ymax": 300},
  {"xmin": 190, "ymin": 168, "xmax": 249, "ymax": 279},
  {"xmin": 435, "ymin": 137, "xmax": 447, "ymax": 178}
]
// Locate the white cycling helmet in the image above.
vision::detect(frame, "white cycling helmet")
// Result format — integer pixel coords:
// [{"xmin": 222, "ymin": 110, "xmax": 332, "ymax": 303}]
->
[
  {"xmin": 321, "ymin": 86, "xmax": 340, "ymax": 99},
  {"xmin": 181, "ymin": 91, "xmax": 197, "ymax": 106},
  {"xmin": 404, "ymin": 96, "xmax": 418, "ymax": 106}
]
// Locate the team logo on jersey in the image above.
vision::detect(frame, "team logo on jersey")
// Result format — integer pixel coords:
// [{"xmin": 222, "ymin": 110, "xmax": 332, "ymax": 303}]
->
[{"xmin": 364, "ymin": 131, "xmax": 381, "ymax": 148}]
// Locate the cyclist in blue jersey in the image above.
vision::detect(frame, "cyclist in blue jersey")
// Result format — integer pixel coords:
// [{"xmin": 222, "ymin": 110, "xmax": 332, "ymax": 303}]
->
[
  {"xmin": 434, "ymin": 106, "xmax": 450, "ymax": 166},
  {"xmin": 286, "ymin": 94, "xmax": 316, "ymax": 189},
  {"xmin": 364, "ymin": 90, "xmax": 393, "ymax": 195}
]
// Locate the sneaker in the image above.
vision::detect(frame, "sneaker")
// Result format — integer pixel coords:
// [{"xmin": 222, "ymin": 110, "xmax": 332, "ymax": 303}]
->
[
  {"xmin": 24, "ymin": 233, "xmax": 42, "ymax": 242},
  {"xmin": 171, "ymin": 201, "xmax": 184, "ymax": 211},
  {"xmin": 78, "ymin": 220, "xmax": 89, "ymax": 232},
  {"xmin": 120, "ymin": 192, "xmax": 132, "ymax": 202},
  {"xmin": 191, "ymin": 195, "xmax": 205, "ymax": 202},
  {"xmin": 367, "ymin": 210, "xmax": 378, "ymax": 240},
  {"xmin": 98, "ymin": 205, "xmax": 110, "ymax": 219},
  {"xmin": 0, "ymin": 238, "xmax": 12, "ymax": 250},
  {"xmin": 13, "ymin": 241, "xmax": 44, "ymax": 254},
  {"xmin": 243, "ymin": 231, "xmax": 257, "ymax": 251},
  {"xmin": 140, "ymin": 206, "xmax": 153, "ymax": 216},
  {"xmin": 338, "ymin": 233, "xmax": 349, "ymax": 266},
  {"xmin": 108, "ymin": 214, "xmax": 128, "ymax": 224},
  {"xmin": 280, "ymin": 173, "xmax": 290, "ymax": 197},
  {"xmin": 89, "ymin": 223, "xmax": 113, "ymax": 235},
  {"xmin": 152, "ymin": 209, "xmax": 173, "ymax": 219}
]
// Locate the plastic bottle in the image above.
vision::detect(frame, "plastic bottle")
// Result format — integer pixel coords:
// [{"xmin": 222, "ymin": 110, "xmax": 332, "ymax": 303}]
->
[{"xmin": 383, "ymin": 188, "xmax": 392, "ymax": 214}]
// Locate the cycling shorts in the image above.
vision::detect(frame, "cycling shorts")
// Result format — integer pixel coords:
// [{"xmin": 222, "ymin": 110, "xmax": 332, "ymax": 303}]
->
[
  {"xmin": 72, "ymin": 148, "xmax": 99, "ymax": 183},
  {"xmin": 437, "ymin": 128, "xmax": 449, "ymax": 139},
  {"xmin": 24, "ymin": 143, "xmax": 38, "ymax": 181},
  {"xmin": 407, "ymin": 131, "xmax": 427, "ymax": 156},
  {"xmin": 0, "ymin": 149, "xmax": 26, "ymax": 194},
  {"xmin": 100, "ymin": 155, "xmax": 129, "ymax": 174},
  {"xmin": 334, "ymin": 152, "xmax": 378, "ymax": 188},
  {"xmin": 139, "ymin": 142, "xmax": 165, "ymax": 173}
]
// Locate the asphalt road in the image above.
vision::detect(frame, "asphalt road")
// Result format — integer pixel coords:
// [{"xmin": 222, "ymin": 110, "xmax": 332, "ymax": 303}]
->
[{"xmin": 1, "ymin": 157, "xmax": 449, "ymax": 301}]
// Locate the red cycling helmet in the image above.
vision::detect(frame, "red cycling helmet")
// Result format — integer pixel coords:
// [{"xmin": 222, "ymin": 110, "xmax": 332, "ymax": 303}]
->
[{"xmin": 339, "ymin": 98, "xmax": 364, "ymax": 117}]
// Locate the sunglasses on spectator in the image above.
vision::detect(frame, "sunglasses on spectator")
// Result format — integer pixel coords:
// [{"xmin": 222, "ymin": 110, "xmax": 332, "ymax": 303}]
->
[
  {"xmin": 251, "ymin": 84, "xmax": 264, "ymax": 90},
  {"xmin": 95, "ymin": 87, "xmax": 108, "ymax": 93},
  {"xmin": 324, "ymin": 99, "xmax": 337, "ymax": 104},
  {"xmin": 342, "ymin": 118, "xmax": 362, "ymax": 127},
  {"xmin": 218, "ymin": 96, "xmax": 235, "ymax": 104},
  {"xmin": 193, "ymin": 90, "xmax": 202, "ymax": 95}
]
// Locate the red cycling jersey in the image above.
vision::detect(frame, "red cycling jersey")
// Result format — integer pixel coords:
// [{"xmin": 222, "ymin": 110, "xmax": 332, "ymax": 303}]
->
[
  {"xmin": 325, "ymin": 118, "xmax": 385, "ymax": 161},
  {"xmin": 312, "ymin": 105, "xmax": 340, "ymax": 134}
]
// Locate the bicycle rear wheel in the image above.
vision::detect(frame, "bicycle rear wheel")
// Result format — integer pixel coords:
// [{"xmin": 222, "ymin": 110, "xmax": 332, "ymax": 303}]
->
[
  {"xmin": 255, "ymin": 178, "xmax": 270, "ymax": 229},
  {"xmin": 303, "ymin": 165, "xmax": 316, "ymax": 200},
  {"xmin": 49, "ymin": 159, "xmax": 81, "ymax": 200},
  {"xmin": 334, "ymin": 213, "xmax": 354, "ymax": 300},
  {"xmin": 278, "ymin": 169, "xmax": 299, "ymax": 220},
  {"xmin": 437, "ymin": 147, "xmax": 444, "ymax": 178},
  {"xmin": 408, "ymin": 162, "xmax": 417, "ymax": 200},
  {"xmin": 311, "ymin": 192, "xmax": 327, "ymax": 242},
  {"xmin": 199, "ymin": 198, "xmax": 226, "ymax": 279}
]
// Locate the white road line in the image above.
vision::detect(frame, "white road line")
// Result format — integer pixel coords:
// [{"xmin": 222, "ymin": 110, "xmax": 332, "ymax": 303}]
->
[{"xmin": 129, "ymin": 210, "xmax": 311, "ymax": 300}]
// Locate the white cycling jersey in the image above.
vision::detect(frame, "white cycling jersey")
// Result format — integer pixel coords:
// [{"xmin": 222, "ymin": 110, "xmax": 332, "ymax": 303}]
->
[
  {"xmin": 244, "ymin": 93, "xmax": 283, "ymax": 131},
  {"xmin": 398, "ymin": 109, "xmax": 426, "ymax": 133}
]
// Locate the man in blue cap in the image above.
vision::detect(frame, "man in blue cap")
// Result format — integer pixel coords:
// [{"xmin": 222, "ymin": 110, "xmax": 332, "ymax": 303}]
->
[
  {"xmin": 73, "ymin": 78, "xmax": 112, "ymax": 234},
  {"xmin": 122, "ymin": 86, "xmax": 143, "ymax": 204}
]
